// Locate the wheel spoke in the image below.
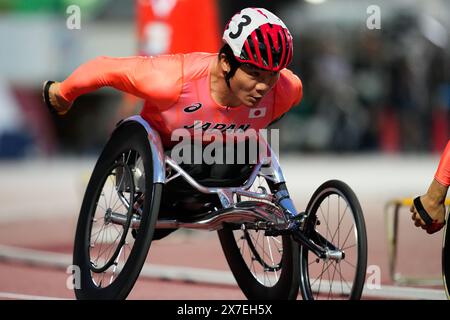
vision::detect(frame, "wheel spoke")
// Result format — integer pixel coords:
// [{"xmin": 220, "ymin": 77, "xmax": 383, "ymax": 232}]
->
[
  {"xmin": 319, "ymin": 206, "xmax": 333, "ymax": 242},
  {"xmin": 248, "ymin": 232, "xmax": 280, "ymax": 266},
  {"xmin": 341, "ymin": 258, "xmax": 357, "ymax": 269},
  {"xmin": 340, "ymin": 224, "xmax": 355, "ymax": 251},
  {"xmin": 91, "ymin": 222, "xmax": 106, "ymax": 243},
  {"xmin": 101, "ymin": 192, "xmax": 108, "ymax": 213},
  {"xmin": 337, "ymin": 196, "xmax": 340, "ymax": 248},
  {"xmin": 330, "ymin": 202, "xmax": 349, "ymax": 244},
  {"xmin": 310, "ymin": 260, "xmax": 334, "ymax": 287},
  {"xmin": 95, "ymin": 228, "xmax": 122, "ymax": 265},
  {"xmin": 108, "ymin": 175, "xmax": 115, "ymax": 209},
  {"xmin": 316, "ymin": 261, "xmax": 326, "ymax": 299},
  {"xmin": 342, "ymin": 243, "xmax": 356, "ymax": 251},
  {"xmin": 328, "ymin": 261, "xmax": 338, "ymax": 299},
  {"xmin": 333, "ymin": 262, "xmax": 353, "ymax": 292},
  {"xmin": 110, "ymin": 245, "xmax": 124, "ymax": 284},
  {"xmin": 110, "ymin": 192, "xmax": 123, "ymax": 214}
]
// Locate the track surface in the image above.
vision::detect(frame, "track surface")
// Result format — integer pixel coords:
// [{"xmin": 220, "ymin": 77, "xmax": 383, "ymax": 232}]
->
[{"xmin": 0, "ymin": 156, "xmax": 446, "ymax": 300}]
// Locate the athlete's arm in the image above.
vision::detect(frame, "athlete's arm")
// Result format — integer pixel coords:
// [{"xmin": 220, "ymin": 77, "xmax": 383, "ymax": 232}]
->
[
  {"xmin": 59, "ymin": 56, "xmax": 150, "ymax": 102},
  {"xmin": 47, "ymin": 55, "xmax": 183, "ymax": 113}
]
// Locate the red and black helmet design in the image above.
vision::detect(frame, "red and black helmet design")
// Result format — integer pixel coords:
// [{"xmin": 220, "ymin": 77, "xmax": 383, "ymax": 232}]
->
[{"xmin": 223, "ymin": 8, "xmax": 293, "ymax": 71}]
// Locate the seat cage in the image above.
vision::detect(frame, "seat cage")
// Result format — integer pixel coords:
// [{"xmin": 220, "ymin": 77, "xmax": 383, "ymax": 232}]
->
[{"xmin": 120, "ymin": 115, "xmax": 298, "ymax": 216}]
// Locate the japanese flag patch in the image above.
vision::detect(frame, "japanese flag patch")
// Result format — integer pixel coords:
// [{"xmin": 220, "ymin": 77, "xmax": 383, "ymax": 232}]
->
[{"xmin": 249, "ymin": 107, "xmax": 266, "ymax": 119}]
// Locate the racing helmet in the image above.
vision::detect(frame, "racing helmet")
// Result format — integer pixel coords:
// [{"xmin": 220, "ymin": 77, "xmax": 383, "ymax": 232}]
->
[{"xmin": 223, "ymin": 7, "xmax": 293, "ymax": 71}]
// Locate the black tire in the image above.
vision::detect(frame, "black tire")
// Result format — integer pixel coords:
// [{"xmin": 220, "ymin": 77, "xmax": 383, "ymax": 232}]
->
[
  {"xmin": 442, "ymin": 210, "xmax": 450, "ymax": 299},
  {"xmin": 73, "ymin": 122, "xmax": 162, "ymax": 300},
  {"xmin": 299, "ymin": 180, "xmax": 367, "ymax": 300},
  {"xmin": 218, "ymin": 176, "xmax": 300, "ymax": 300}
]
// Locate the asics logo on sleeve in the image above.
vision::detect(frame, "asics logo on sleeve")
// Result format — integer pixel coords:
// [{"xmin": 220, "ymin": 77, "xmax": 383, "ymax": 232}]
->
[{"xmin": 183, "ymin": 103, "xmax": 202, "ymax": 113}]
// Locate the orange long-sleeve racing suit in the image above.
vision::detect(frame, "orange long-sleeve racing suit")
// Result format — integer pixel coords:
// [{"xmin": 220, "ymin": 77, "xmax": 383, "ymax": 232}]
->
[{"xmin": 59, "ymin": 53, "xmax": 303, "ymax": 148}]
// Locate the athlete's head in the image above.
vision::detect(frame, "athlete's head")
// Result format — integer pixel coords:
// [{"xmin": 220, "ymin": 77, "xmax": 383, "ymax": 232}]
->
[{"xmin": 219, "ymin": 8, "xmax": 293, "ymax": 107}]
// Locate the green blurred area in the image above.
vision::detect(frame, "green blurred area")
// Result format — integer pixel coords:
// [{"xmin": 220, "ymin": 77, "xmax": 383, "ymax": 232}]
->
[{"xmin": 0, "ymin": 0, "xmax": 105, "ymax": 16}]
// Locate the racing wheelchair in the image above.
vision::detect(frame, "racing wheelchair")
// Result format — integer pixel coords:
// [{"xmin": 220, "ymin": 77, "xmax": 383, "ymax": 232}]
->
[{"xmin": 71, "ymin": 115, "xmax": 368, "ymax": 300}]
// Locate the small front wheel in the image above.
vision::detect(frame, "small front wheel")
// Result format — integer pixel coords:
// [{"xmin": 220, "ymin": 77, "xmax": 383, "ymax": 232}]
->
[{"xmin": 299, "ymin": 180, "xmax": 367, "ymax": 300}]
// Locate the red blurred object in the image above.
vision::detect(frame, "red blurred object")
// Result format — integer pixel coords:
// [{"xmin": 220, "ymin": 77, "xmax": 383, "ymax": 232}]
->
[
  {"xmin": 431, "ymin": 108, "xmax": 449, "ymax": 153},
  {"xmin": 13, "ymin": 87, "xmax": 57, "ymax": 156},
  {"xmin": 136, "ymin": 0, "xmax": 221, "ymax": 55},
  {"xmin": 379, "ymin": 108, "xmax": 400, "ymax": 153}
]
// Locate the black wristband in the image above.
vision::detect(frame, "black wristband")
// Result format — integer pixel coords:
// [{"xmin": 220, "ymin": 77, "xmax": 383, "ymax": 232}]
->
[
  {"xmin": 413, "ymin": 196, "xmax": 433, "ymax": 225},
  {"xmin": 43, "ymin": 80, "xmax": 57, "ymax": 115}
]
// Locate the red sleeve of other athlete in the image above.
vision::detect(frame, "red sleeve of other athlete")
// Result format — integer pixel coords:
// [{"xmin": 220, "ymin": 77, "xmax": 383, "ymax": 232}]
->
[{"xmin": 435, "ymin": 140, "xmax": 450, "ymax": 187}]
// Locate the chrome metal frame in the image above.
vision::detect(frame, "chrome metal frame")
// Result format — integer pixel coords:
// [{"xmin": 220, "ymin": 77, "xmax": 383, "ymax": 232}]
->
[
  {"xmin": 120, "ymin": 115, "xmax": 296, "ymax": 216},
  {"xmin": 122, "ymin": 115, "xmax": 166, "ymax": 183}
]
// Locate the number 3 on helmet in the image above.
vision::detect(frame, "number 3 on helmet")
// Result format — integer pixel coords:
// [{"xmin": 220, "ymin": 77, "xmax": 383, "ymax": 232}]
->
[{"xmin": 223, "ymin": 7, "xmax": 294, "ymax": 72}]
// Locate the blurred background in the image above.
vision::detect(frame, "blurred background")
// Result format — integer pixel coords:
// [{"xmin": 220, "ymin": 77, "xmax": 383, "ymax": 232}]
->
[{"xmin": 0, "ymin": 0, "xmax": 448, "ymax": 158}]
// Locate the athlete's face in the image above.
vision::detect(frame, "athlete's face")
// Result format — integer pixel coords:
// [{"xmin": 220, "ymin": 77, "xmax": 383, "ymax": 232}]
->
[{"xmin": 230, "ymin": 64, "xmax": 280, "ymax": 107}]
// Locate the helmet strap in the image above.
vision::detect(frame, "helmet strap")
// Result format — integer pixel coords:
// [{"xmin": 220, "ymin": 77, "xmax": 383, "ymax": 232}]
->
[
  {"xmin": 224, "ymin": 71, "xmax": 231, "ymax": 88},
  {"xmin": 219, "ymin": 45, "xmax": 241, "ymax": 89}
]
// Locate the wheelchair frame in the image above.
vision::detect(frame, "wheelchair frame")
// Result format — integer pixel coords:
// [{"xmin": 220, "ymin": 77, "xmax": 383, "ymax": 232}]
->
[{"xmin": 111, "ymin": 115, "xmax": 342, "ymax": 261}]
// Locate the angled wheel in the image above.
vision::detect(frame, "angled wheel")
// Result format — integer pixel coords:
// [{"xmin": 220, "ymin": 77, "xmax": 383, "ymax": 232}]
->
[
  {"xmin": 299, "ymin": 180, "xmax": 367, "ymax": 300},
  {"xmin": 73, "ymin": 122, "xmax": 162, "ymax": 300},
  {"xmin": 218, "ymin": 176, "xmax": 300, "ymax": 300}
]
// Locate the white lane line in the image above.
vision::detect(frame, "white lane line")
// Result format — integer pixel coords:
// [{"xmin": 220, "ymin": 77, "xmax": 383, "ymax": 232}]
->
[
  {"xmin": 0, "ymin": 291, "xmax": 71, "ymax": 300},
  {"xmin": 0, "ymin": 244, "xmax": 236, "ymax": 286},
  {"xmin": 363, "ymin": 285, "xmax": 446, "ymax": 300},
  {"xmin": 310, "ymin": 280, "xmax": 447, "ymax": 300},
  {"xmin": 0, "ymin": 245, "xmax": 446, "ymax": 300}
]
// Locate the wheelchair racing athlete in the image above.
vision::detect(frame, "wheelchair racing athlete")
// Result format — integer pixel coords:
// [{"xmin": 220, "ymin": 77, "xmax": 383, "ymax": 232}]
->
[{"xmin": 43, "ymin": 7, "xmax": 303, "ymax": 239}]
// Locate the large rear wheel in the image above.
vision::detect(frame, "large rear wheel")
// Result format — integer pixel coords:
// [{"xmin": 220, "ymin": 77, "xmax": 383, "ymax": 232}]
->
[
  {"xmin": 73, "ymin": 122, "xmax": 162, "ymax": 300},
  {"xmin": 218, "ymin": 176, "xmax": 300, "ymax": 300}
]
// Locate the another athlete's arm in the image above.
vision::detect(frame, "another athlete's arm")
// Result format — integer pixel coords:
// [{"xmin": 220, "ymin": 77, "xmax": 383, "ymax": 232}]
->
[
  {"xmin": 411, "ymin": 140, "xmax": 450, "ymax": 234},
  {"xmin": 435, "ymin": 140, "xmax": 450, "ymax": 187}
]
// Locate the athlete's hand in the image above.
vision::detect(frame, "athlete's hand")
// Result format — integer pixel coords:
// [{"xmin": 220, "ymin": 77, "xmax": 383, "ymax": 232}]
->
[
  {"xmin": 43, "ymin": 81, "xmax": 72, "ymax": 115},
  {"xmin": 410, "ymin": 194, "xmax": 446, "ymax": 234}
]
